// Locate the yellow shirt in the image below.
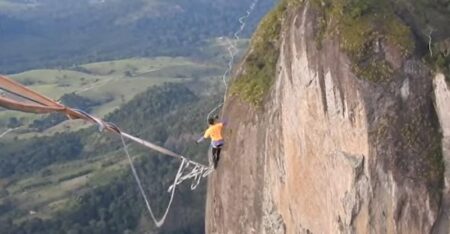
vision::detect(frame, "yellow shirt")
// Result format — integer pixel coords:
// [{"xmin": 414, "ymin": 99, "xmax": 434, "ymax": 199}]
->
[{"xmin": 204, "ymin": 123, "xmax": 224, "ymax": 141}]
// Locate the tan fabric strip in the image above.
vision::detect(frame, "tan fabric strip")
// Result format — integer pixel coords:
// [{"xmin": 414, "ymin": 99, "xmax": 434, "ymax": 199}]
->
[
  {"xmin": 0, "ymin": 75, "xmax": 63, "ymax": 108},
  {"xmin": 0, "ymin": 96, "xmax": 66, "ymax": 114}
]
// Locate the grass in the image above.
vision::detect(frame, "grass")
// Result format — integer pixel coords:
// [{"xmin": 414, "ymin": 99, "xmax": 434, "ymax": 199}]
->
[
  {"xmin": 80, "ymin": 57, "xmax": 194, "ymax": 76},
  {"xmin": 2, "ymin": 146, "xmax": 156, "ymax": 222},
  {"xmin": 2, "ymin": 150, "xmax": 129, "ymax": 221},
  {"xmin": 0, "ymin": 56, "xmax": 224, "ymax": 138},
  {"xmin": 10, "ymin": 57, "xmax": 206, "ymax": 105}
]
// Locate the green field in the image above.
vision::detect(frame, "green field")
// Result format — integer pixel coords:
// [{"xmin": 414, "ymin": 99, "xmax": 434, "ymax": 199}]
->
[
  {"xmin": 0, "ymin": 55, "xmax": 215, "ymax": 221},
  {"xmin": 0, "ymin": 56, "xmax": 224, "ymax": 137},
  {"xmin": 0, "ymin": 54, "xmax": 215, "ymax": 219},
  {"xmin": 4, "ymin": 150, "xmax": 129, "ymax": 221},
  {"xmin": 0, "ymin": 55, "xmax": 223, "ymax": 220}
]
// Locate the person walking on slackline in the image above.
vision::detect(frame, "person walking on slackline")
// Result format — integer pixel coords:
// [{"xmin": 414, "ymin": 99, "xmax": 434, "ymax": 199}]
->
[{"xmin": 196, "ymin": 115, "xmax": 225, "ymax": 169}]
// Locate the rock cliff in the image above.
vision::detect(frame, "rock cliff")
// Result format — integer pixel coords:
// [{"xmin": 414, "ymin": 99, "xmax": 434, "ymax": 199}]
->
[{"xmin": 206, "ymin": 0, "xmax": 450, "ymax": 233}]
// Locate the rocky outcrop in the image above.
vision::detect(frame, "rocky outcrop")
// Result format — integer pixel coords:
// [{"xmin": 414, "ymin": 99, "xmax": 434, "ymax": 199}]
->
[
  {"xmin": 206, "ymin": 1, "xmax": 448, "ymax": 234},
  {"xmin": 433, "ymin": 74, "xmax": 450, "ymax": 234}
]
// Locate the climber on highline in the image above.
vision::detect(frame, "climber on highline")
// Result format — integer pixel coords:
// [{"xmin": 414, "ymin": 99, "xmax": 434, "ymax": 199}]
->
[{"xmin": 196, "ymin": 115, "xmax": 225, "ymax": 169}]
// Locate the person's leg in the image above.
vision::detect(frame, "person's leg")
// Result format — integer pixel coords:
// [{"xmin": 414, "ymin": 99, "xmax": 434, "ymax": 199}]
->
[
  {"xmin": 208, "ymin": 147, "xmax": 214, "ymax": 167},
  {"xmin": 215, "ymin": 147, "xmax": 222, "ymax": 168},
  {"xmin": 212, "ymin": 147, "xmax": 218, "ymax": 168},
  {"xmin": 213, "ymin": 144, "xmax": 223, "ymax": 169}
]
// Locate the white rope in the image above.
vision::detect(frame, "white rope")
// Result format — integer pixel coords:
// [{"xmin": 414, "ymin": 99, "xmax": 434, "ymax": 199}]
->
[
  {"xmin": 72, "ymin": 109, "xmax": 213, "ymax": 228},
  {"xmin": 121, "ymin": 132, "xmax": 186, "ymax": 160},
  {"xmin": 119, "ymin": 132, "xmax": 215, "ymax": 227},
  {"xmin": 0, "ymin": 107, "xmax": 213, "ymax": 229},
  {"xmin": 207, "ymin": 0, "xmax": 260, "ymax": 120},
  {"xmin": 0, "ymin": 127, "xmax": 19, "ymax": 138},
  {"xmin": 168, "ymin": 162, "xmax": 215, "ymax": 192},
  {"xmin": 119, "ymin": 133, "xmax": 186, "ymax": 227},
  {"xmin": 75, "ymin": 78, "xmax": 114, "ymax": 94},
  {"xmin": 427, "ymin": 28, "xmax": 434, "ymax": 57},
  {"xmin": 0, "ymin": 128, "xmax": 13, "ymax": 138}
]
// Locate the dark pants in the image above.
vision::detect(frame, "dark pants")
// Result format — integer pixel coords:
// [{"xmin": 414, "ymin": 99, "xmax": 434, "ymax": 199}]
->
[{"xmin": 211, "ymin": 144, "xmax": 223, "ymax": 169}]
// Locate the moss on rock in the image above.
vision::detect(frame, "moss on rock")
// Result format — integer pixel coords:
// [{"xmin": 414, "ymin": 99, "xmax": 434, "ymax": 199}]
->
[
  {"xmin": 312, "ymin": 0, "xmax": 414, "ymax": 82},
  {"xmin": 232, "ymin": 0, "xmax": 447, "ymax": 103}
]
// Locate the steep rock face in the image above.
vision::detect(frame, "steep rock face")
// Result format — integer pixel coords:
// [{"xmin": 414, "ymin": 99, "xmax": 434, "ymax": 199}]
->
[
  {"xmin": 433, "ymin": 74, "xmax": 450, "ymax": 234},
  {"xmin": 206, "ymin": 2, "xmax": 448, "ymax": 234}
]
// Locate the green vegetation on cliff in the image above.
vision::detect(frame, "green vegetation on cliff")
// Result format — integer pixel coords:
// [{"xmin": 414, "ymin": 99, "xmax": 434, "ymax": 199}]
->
[
  {"xmin": 232, "ymin": 0, "xmax": 449, "ymax": 106},
  {"xmin": 313, "ymin": 0, "xmax": 450, "ymax": 82},
  {"xmin": 312, "ymin": 0, "xmax": 414, "ymax": 82},
  {"xmin": 231, "ymin": 0, "xmax": 301, "ymax": 106},
  {"xmin": 231, "ymin": 0, "xmax": 414, "ymax": 105},
  {"xmin": 393, "ymin": 0, "xmax": 450, "ymax": 81}
]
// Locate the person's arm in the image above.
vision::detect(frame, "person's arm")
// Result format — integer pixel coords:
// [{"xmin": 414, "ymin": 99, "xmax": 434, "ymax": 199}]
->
[
  {"xmin": 196, "ymin": 136, "xmax": 205, "ymax": 143},
  {"xmin": 196, "ymin": 129, "xmax": 210, "ymax": 143}
]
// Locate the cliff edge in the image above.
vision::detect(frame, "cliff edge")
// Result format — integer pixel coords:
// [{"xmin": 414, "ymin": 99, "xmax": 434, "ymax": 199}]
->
[{"xmin": 206, "ymin": 0, "xmax": 450, "ymax": 233}]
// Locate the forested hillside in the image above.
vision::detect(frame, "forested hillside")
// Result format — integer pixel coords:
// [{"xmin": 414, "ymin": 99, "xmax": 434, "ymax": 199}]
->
[
  {"xmin": 0, "ymin": 0, "xmax": 276, "ymax": 73},
  {"xmin": 0, "ymin": 83, "xmax": 218, "ymax": 233}
]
